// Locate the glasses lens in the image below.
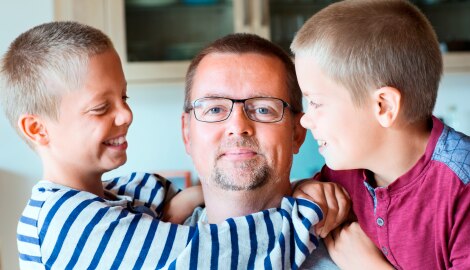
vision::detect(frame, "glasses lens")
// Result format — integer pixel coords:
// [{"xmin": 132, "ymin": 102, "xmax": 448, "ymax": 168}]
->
[
  {"xmin": 193, "ymin": 98, "xmax": 232, "ymax": 122},
  {"xmin": 245, "ymin": 98, "xmax": 284, "ymax": 123}
]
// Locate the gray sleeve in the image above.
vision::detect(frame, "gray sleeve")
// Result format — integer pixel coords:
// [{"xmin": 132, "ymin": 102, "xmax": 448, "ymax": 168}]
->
[{"xmin": 300, "ymin": 239, "xmax": 340, "ymax": 270}]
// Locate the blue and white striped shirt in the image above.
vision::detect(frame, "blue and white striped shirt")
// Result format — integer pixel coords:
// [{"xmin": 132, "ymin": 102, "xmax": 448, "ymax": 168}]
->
[{"xmin": 17, "ymin": 172, "xmax": 323, "ymax": 269}]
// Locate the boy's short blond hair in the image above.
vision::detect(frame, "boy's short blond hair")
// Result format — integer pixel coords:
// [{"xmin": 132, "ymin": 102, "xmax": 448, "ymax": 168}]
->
[
  {"xmin": 0, "ymin": 21, "xmax": 113, "ymax": 145},
  {"xmin": 291, "ymin": 0, "xmax": 442, "ymax": 124}
]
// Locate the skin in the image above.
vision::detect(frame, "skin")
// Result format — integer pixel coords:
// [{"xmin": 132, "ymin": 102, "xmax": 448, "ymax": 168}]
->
[{"xmin": 182, "ymin": 52, "xmax": 306, "ymax": 223}]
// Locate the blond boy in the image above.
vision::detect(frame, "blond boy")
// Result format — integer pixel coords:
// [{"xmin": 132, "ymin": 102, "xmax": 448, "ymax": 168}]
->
[{"xmin": 292, "ymin": 0, "xmax": 470, "ymax": 269}]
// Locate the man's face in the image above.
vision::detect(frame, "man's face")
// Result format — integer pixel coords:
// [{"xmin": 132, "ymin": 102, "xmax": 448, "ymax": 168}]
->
[
  {"xmin": 42, "ymin": 49, "xmax": 132, "ymax": 176},
  {"xmin": 295, "ymin": 55, "xmax": 380, "ymax": 170},
  {"xmin": 183, "ymin": 52, "xmax": 305, "ymax": 192}
]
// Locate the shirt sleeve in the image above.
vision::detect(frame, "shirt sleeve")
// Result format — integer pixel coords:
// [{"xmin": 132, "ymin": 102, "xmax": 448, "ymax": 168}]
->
[{"xmin": 449, "ymin": 184, "xmax": 470, "ymax": 269}]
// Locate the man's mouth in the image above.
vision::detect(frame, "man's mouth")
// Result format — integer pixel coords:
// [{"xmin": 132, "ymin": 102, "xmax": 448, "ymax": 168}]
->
[
  {"xmin": 103, "ymin": 135, "xmax": 127, "ymax": 146},
  {"xmin": 219, "ymin": 148, "xmax": 258, "ymax": 160}
]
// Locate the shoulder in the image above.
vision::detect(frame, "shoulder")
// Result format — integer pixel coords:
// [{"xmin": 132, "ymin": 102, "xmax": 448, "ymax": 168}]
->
[
  {"xmin": 315, "ymin": 166, "xmax": 364, "ymax": 186},
  {"xmin": 432, "ymin": 126, "xmax": 470, "ymax": 185},
  {"xmin": 102, "ymin": 172, "xmax": 169, "ymax": 192},
  {"xmin": 103, "ymin": 172, "xmax": 180, "ymax": 197}
]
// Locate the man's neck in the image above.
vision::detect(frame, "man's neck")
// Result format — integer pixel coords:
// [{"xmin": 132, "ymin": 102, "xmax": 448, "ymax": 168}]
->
[{"xmin": 201, "ymin": 180, "xmax": 291, "ymax": 224}]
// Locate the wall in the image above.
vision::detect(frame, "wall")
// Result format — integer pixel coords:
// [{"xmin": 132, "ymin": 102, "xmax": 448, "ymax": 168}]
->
[
  {"xmin": 0, "ymin": 1, "xmax": 469, "ymax": 270},
  {"xmin": 0, "ymin": 1, "xmax": 54, "ymax": 270}
]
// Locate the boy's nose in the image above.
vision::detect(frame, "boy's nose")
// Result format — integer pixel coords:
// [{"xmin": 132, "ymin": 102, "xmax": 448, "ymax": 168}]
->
[
  {"xmin": 225, "ymin": 103, "xmax": 254, "ymax": 136},
  {"xmin": 115, "ymin": 105, "xmax": 133, "ymax": 127},
  {"xmin": 300, "ymin": 113, "xmax": 314, "ymax": 130}
]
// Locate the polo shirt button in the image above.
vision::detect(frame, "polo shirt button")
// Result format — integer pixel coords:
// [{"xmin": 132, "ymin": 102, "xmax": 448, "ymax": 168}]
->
[
  {"xmin": 377, "ymin": 217, "xmax": 384, "ymax": 226},
  {"xmin": 382, "ymin": 246, "xmax": 388, "ymax": 255}
]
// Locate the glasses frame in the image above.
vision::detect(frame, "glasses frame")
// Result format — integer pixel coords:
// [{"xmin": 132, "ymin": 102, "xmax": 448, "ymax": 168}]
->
[{"xmin": 189, "ymin": 97, "xmax": 291, "ymax": 123}]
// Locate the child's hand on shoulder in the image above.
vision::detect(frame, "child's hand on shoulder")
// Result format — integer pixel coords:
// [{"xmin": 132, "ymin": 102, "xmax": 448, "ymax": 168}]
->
[{"xmin": 293, "ymin": 179, "xmax": 351, "ymax": 238}]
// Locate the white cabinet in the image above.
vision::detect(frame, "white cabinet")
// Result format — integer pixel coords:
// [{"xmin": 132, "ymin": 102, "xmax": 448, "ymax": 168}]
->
[{"xmin": 54, "ymin": 0, "xmax": 470, "ymax": 83}]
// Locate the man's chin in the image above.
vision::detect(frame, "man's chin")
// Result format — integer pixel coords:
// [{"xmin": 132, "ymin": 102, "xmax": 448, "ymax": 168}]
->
[{"xmin": 213, "ymin": 165, "xmax": 269, "ymax": 191}]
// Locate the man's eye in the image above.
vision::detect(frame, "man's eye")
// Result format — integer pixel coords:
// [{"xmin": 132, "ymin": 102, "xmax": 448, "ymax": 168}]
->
[
  {"xmin": 122, "ymin": 95, "xmax": 129, "ymax": 101},
  {"xmin": 255, "ymin": 107, "xmax": 271, "ymax": 114},
  {"xmin": 204, "ymin": 106, "xmax": 225, "ymax": 115}
]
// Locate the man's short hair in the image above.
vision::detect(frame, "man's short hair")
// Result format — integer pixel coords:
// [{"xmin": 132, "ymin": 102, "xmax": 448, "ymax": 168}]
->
[
  {"xmin": 0, "ymin": 21, "xmax": 113, "ymax": 144},
  {"xmin": 185, "ymin": 33, "xmax": 303, "ymax": 115},
  {"xmin": 291, "ymin": 0, "xmax": 442, "ymax": 124}
]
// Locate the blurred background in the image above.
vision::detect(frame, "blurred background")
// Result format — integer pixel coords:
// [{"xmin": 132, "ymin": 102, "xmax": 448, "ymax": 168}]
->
[{"xmin": 1, "ymin": 1, "xmax": 470, "ymax": 269}]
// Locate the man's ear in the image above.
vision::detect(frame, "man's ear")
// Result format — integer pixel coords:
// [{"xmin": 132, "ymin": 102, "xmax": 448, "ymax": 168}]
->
[
  {"xmin": 373, "ymin": 86, "xmax": 401, "ymax": 128},
  {"xmin": 181, "ymin": 113, "xmax": 191, "ymax": 154},
  {"xmin": 292, "ymin": 113, "xmax": 307, "ymax": 154},
  {"xmin": 18, "ymin": 114, "xmax": 49, "ymax": 146}
]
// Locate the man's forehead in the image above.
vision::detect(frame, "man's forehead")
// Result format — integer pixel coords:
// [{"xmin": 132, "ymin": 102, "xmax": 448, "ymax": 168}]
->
[{"xmin": 189, "ymin": 52, "xmax": 290, "ymax": 101}]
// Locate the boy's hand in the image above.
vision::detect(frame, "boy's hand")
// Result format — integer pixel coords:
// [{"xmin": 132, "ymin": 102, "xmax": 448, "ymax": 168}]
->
[
  {"xmin": 293, "ymin": 180, "xmax": 350, "ymax": 238},
  {"xmin": 324, "ymin": 222, "xmax": 394, "ymax": 270}
]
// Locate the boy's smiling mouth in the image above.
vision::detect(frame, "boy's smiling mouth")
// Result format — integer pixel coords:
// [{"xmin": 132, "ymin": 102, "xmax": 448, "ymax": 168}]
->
[
  {"xmin": 103, "ymin": 135, "xmax": 127, "ymax": 146},
  {"xmin": 317, "ymin": 140, "xmax": 327, "ymax": 147}
]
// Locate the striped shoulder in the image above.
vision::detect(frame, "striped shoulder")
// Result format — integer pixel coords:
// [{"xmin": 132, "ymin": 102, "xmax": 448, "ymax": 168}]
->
[
  {"xmin": 432, "ymin": 125, "xmax": 470, "ymax": 184},
  {"xmin": 17, "ymin": 183, "xmax": 67, "ymax": 270},
  {"xmin": 102, "ymin": 172, "xmax": 179, "ymax": 215}
]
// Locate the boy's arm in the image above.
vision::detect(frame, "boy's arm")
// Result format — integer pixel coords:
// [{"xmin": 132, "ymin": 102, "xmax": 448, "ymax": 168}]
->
[
  {"xmin": 26, "ymin": 183, "xmax": 324, "ymax": 269},
  {"xmin": 293, "ymin": 178, "xmax": 351, "ymax": 238},
  {"xmin": 324, "ymin": 222, "xmax": 395, "ymax": 270},
  {"xmin": 161, "ymin": 185, "xmax": 204, "ymax": 224}
]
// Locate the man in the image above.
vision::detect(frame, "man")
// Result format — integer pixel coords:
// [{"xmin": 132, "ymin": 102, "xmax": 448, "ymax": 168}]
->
[{"xmin": 181, "ymin": 33, "xmax": 346, "ymax": 269}]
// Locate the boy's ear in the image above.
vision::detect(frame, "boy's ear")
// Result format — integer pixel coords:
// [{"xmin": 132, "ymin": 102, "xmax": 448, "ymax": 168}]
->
[
  {"xmin": 181, "ymin": 113, "xmax": 191, "ymax": 154},
  {"xmin": 292, "ymin": 113, "xmax": 307, "ymax": 154},
  {"xmin": 18, "ymin": 114, "xmax": 49, "ymax": 146},
  {"xmin": 373, "ymin": 86, "xmax": 401, "ymax": 128}
]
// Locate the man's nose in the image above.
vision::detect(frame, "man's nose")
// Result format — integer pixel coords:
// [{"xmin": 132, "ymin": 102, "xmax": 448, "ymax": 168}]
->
[{"xmin": 225, "ymin": 103, "xmax": 254, "ymax": 136}]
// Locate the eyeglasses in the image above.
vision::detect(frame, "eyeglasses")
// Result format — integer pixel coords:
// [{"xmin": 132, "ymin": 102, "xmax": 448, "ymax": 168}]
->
[{"xmin": 188, "ymin": 97, "xmax": 290, "ymax": 123}]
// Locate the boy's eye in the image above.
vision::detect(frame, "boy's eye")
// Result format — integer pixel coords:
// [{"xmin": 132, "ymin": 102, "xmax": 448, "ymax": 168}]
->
[
  {"xmin": 309, "ymin": 101, "xmax": 322, "ymax": 109},
  {"xmin": 122, "ymin": 95, "xmax": 129, "ymax": 101},
  {"xmin": 89, "ymin": 104, "xmax": 109, "ymax": 114}
]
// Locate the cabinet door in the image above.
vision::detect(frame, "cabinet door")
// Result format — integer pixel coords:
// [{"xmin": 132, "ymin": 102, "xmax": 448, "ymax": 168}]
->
[
  {"xmin": 55, "ymin": 0, "xmax": 242, "ymax": 82},
  {"xmin": 121, "ymin": 0, "xmax": 242, "ymax": 81}
]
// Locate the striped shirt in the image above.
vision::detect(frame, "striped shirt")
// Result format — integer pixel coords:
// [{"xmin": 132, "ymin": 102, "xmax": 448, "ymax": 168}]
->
[{"xmin": 17, "ymin": 172, "xmax": 323, "ymax": 269}]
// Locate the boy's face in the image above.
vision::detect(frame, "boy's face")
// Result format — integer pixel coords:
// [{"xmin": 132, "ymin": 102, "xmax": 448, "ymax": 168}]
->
[
  {"xmin": 295, "ymin": 55, "xmax": 381, "ymax": 170},
  {"xmin": 43, "ymin": 49, "xmax": 132, "ymax": 176}
]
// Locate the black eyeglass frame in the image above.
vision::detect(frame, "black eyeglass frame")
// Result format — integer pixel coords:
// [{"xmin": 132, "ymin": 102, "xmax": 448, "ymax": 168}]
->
[{"xmin": 188, "ymin": 97, "xmax": 291, "ymax": 123}]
